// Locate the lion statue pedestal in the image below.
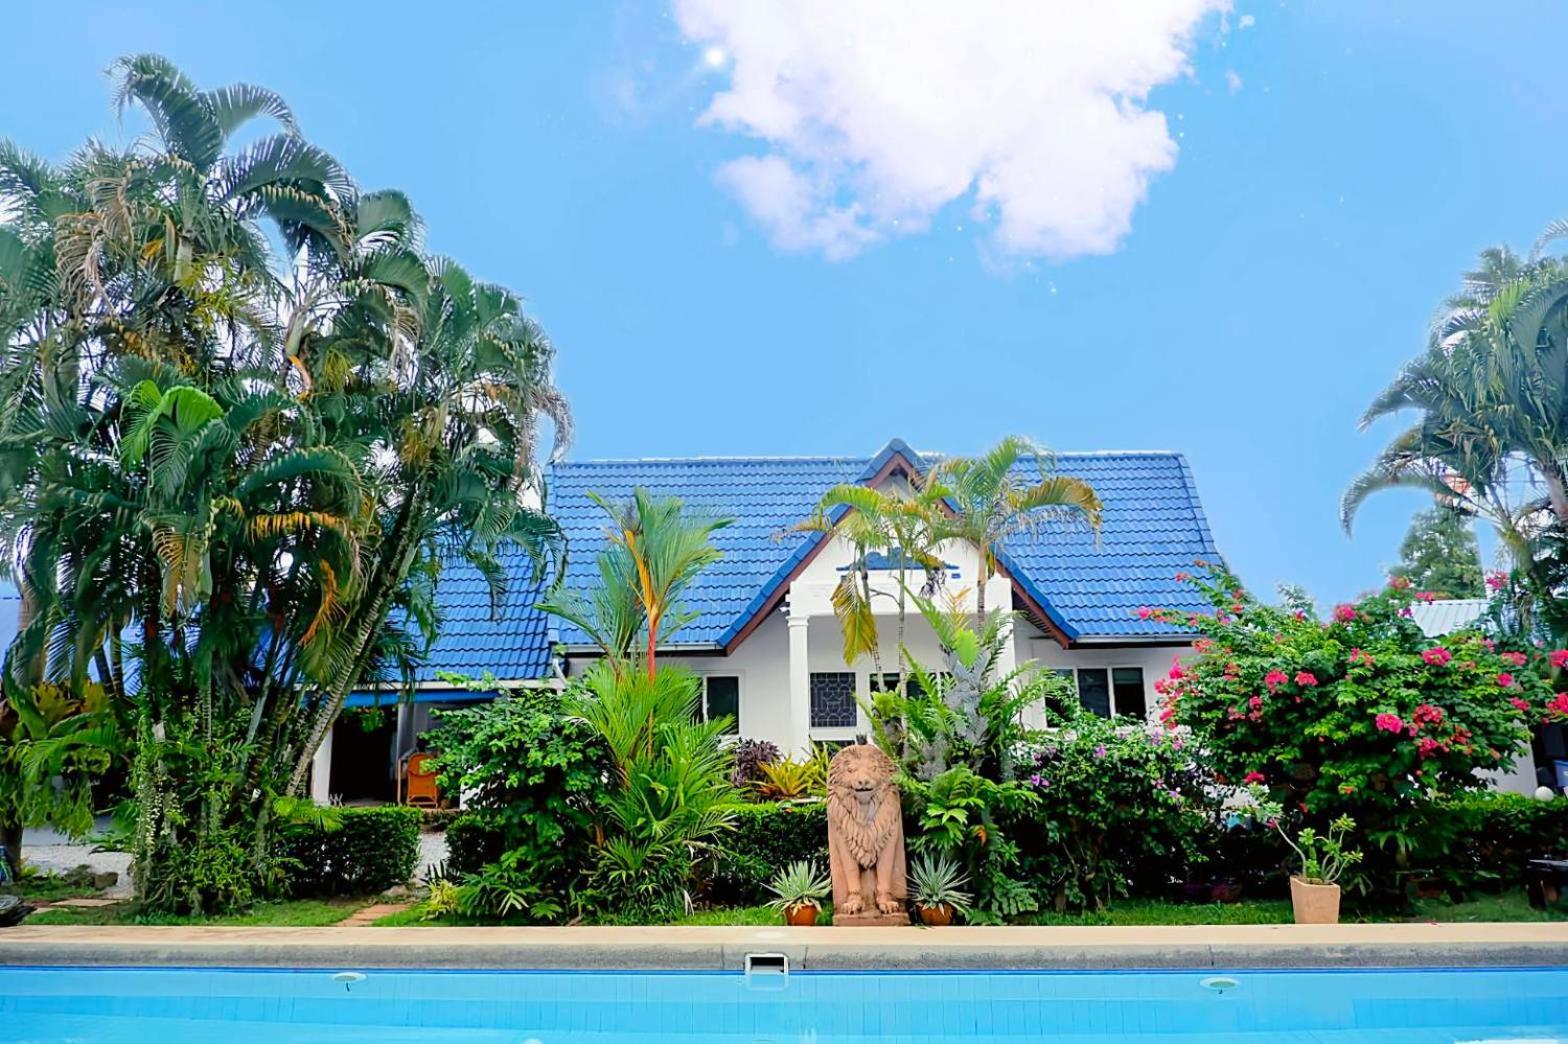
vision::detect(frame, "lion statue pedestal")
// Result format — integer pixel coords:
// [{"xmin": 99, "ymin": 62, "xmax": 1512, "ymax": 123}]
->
[{"xmin": 826, "ymin": 741, "xmax": 910, "ymax": 926}]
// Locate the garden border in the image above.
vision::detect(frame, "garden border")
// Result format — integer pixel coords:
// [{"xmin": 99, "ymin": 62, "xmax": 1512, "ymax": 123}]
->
[{"xmin": 2, "ymin": 923, "xmax": 1565, "ymax": 970}]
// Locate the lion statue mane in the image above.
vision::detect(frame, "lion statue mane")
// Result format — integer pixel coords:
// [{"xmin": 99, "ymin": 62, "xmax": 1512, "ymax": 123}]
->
[{"xmin": 825, "ymin": 742, "xmax": 907, "ymax": 916}]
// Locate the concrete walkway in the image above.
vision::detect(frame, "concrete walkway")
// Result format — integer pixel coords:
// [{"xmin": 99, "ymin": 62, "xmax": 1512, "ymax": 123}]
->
[{"xmin": 2, "ymin": 922, "xmax": 1566, "ymax": 970}]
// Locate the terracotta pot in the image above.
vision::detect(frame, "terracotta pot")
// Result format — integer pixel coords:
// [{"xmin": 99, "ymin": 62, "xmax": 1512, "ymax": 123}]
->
[
  {"xmin": 917, "ymin": 902, "xmax": 955, "ymax": 926},
  {"xmin": 1289, "ymin": 876, "xmax": 1341, "ymax": 924},
  {"xmin": 785, "ymin": 903, "xmax": 821, "ymax": 927}
]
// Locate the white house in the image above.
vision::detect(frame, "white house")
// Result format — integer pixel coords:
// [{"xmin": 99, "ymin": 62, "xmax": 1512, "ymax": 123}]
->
[{"xmin": 312, "ymin": 438, "xmax": 1221, "ymax": 802}]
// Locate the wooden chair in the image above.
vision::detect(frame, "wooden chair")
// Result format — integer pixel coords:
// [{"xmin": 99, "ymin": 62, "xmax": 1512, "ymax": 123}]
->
[{"xmin": 401, "ymin": 751, "xmax": 440, "ymax": 808}]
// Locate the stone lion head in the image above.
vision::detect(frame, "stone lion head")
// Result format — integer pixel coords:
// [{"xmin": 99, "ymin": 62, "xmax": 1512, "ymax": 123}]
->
[{"xmin": 827, "ymin": 742, "xmax": 897, "ymax": 804}]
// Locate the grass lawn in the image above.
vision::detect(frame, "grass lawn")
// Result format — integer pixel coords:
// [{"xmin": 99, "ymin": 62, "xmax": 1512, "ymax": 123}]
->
[{"xmin": 25, "ymin": 897, "xmax": 368, "ymax": 927}]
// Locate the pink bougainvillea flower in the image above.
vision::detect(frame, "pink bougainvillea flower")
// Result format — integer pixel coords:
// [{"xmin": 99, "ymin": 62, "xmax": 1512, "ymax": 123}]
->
[
  {"xmin": 1416, "ymin": 737, "xmax": 1441, "ymax": 759},
  {"xmin": 1349, "ymin": 647, "xmax": 1374, "ymax": 666},
  {"xmin": 1374, "ymin": 712, "xmax": 1404, "ymax": 734},
  {"xmin": 1294, "ymin": 671, "xmax": 1318, "ymax": 687},
  {"xmin": 1510, "ymin": 696, "xmax": 1532, "ymax": 713},
  {"xmin": 1248, "ymin": 695, "xmax": 1263, "ymax": 711},
  {"xmin": 1242, "ymin": 771, "xmax": 1266, "ymax": 785},
  {"xmin": 1264, "ymin": 669, "xmax": 1288, "ymax": 691},
  {"xmin": 1421, "ymin": 647, "xmax": 1452, "ymax": 667},
  {"xmin": 1168, "ymin": 660, "xmax": 1185, "ymax": 681},
  {"xmin": 1137, "ymin": 606, "xmax": 1153, "ymax": 620},
  {"xmin": 1548, "ymin": 693, "xmax": 1568, "ymax": 715},
  {"xmin": 1497, "ymin": 672, "xmax": 1516, "ymax": 688},
  {"xmin": 1551, "ymin": 649, "xmax": 1568, "ymax": 669},
  {"xmin": 1501, "ymin": 651, "xmax": 1528, "ymax": 667},
  {"xmin": 1333, "ymin": 603, "xmax": 1357, "ymax": 623},
  {"xmin": 1293, "ymin": 610, "xmax": 1307, "ymax": 621},
  {"xmin": 1485, "ymin": 571, "xmax": 1507, "ymax": 592},
  {"xmin": 1389, "ymin": 576, "xmax": 1412, "ymax": 590},
  {"xmin": 1174, "ymin": 571, "xmax": 1190, "ymax": 582},
  {"xmin": 1412, "ymin": 703, "xmax": 1444, "ymax": 727},
  {"xmin": 1092, "ymin": 744, "xmax": 1107, "ymax": 759},
  {"xmin": 1416, "ymin": 591, "xmax": 1438, "ymax": 603},
  {"xmin": 1193, "ymin": 638, "xmax": 1213, "ymax": 653}
]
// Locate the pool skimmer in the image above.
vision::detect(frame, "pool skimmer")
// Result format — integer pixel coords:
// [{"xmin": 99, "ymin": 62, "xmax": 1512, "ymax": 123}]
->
[{"xmin": 1200, "ymin": 975, "xmax": 1240, "ymax": 994}]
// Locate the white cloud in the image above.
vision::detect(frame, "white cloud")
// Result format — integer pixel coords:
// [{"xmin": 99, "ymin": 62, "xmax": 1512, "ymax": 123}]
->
[
  {"xmin": 674, "ymin": 0, "xmax": 1228, "ymax": 261},
  {"xmin": 1225, "ymin": 69, "xmax": 1244, "ymax": 93}
]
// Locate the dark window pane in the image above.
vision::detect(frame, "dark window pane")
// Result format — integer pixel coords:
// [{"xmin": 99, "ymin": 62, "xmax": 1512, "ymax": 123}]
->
[
  {"xmin": 1077, "ymin": 668, "xmax": 1111, "ymax": 718},
  {"xmin": 873, "ymin": 672, "xmax": 942, "ymax": 698},
  {"xmin": 1112, "ymin": 667, "xmax": 1147, "ymax": 720},
  {"xmin": 705, "ymin": 676, "xmax": 740, "ymax": 735},
  {"xmin": 810, "ymin": 672, "xmax": 858, "ymax": 728},
  {"xmin": 1046, "ymin": 668, "xmax": 1077, "ymax": 719}
]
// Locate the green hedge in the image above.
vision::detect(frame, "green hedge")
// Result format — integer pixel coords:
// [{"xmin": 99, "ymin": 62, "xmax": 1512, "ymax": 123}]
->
[
  {"xmin": 444, "ymin": 812, "xmax": 508, "ymax": 879},
  {"xmin": 276, "ymin": 806, "xmax": 423, "ymax": 897},
  {"xmin": 702, "ymin": 800, "xmax": 828, "ymax": 905},
  {"xmin": 1431, "ymin": 792, "xmax": 1568, "ymax": 892}
]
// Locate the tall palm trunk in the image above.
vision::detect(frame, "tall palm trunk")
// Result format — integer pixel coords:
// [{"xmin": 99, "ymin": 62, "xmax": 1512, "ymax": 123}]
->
[
  {"xmin": 1541, "ymin": 458, "xmax": 1568, "ymax": 528},
  {"xmin": 286, "ymin": 494, "xmax": 424, "ymax": 796}
]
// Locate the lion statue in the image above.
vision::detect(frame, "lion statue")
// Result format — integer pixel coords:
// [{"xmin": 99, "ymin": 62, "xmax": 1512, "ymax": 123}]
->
[{"xmin": 826, "ymin": 741, "xmax": 907, "ymax": 917}]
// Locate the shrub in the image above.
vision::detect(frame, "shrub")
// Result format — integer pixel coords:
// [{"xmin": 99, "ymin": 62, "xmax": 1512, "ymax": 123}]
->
[
  {"xmin": 276, "ymin": 806, "xmax": 422, "ymax": 897},
  {"xmin": 1008, "ymin": 711, "xmax": 1224, "ymax": 911},
  {"xmin": 1152, "ymin": 563, "xmax": 1540, "ymax": 894},
  {"xmin": 1430, "ymin": 792, "xmax": 1568, "ymax": 892},
  {"xmin": 730, "ymin": 738, "xmax": 780, "ymax": 790},
  {"xmin": 444, "ymin": 813, "xmax": 509, "ymax": 879},
  {"xmin": 424, "ymin": 685, "xmax": 609, "ymax": 898},
  {"xmin": 701, "ymin": 801, "xmax": 828, "ymax": 905}
]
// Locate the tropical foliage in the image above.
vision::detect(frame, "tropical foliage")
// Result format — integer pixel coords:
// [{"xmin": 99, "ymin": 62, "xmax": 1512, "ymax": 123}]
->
[
  {"xmin": 1149, "ymin": 563, "xmax": 1542, "ymax": 892},
  {"xmin": 0, "ymin": 56, "xmax": 566, "ymax": 910},
  {"xmin": 1389, "ymin": 506, "xmax": 1484, "ymax": 598},
  {"xmin": 1347, "ymin": 229, "xmax": 1568, "ymax": 637}
]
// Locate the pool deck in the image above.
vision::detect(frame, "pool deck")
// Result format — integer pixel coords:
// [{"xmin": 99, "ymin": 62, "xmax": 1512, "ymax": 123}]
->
[{"xmin": 2, "ymin": 922, "xmax": 1566, "ymax": 970}]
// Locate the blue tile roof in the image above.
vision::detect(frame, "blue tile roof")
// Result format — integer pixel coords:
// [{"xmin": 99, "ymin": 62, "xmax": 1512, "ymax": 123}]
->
[{"xmin": 411, "ymin": 440, "xmax": 1223, "ymax": 680}]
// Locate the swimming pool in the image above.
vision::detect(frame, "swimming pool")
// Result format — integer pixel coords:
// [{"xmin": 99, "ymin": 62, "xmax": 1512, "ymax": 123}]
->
[{"xmin": 2, "ymin": 966, "xmax": 1565, "ymax": 1042}]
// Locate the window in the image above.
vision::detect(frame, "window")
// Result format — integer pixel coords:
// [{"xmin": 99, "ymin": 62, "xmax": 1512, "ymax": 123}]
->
[
  {"xmin": 1054, "ymin": 666, "xmax": 1149, "ymax": 720},
  {"xmin": 810, "ymin": 672, "xmax": 858, "ymax": 728},
  {"xmin": 700, "ymin": 675, "xmax": 740, "ymax": 735},
  {"xmin": 1112, "ymin": 667, "xmax": 1147, "ymax": 719},
  {"xmin": 1076, "ymin": 668, "xmax": 1112, "ymax": 718},
  {"xmin": 870, "ymin": 672, "xmax": 948, "ymax": 698}
]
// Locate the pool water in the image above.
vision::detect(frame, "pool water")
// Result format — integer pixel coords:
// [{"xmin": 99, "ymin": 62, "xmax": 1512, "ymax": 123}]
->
[{"xmin": 2, "ymin": 966, "xmax": 1566, "ymax": 1042}]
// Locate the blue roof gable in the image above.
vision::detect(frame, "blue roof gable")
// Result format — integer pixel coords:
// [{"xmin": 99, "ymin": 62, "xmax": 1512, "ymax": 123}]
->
[{"xmin": 411, "ymin": 443, "xmax": 1223, "ymax": 680}]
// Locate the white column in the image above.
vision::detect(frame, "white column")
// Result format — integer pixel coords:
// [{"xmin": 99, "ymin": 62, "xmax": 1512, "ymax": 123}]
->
[
  {"xmin": 787, "ymin": 605, "xmax": 812, "ymax": 756},
  {"xmin": 309, "ymin": 727, "xmax": 334, "ymax": 805}
]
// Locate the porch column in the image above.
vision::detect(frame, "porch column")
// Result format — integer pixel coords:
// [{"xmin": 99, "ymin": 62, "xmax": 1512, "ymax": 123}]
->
[
  {"xmin": 786, "ymin": 604, "xmax": 812, "ymax": 755},
  {"xmin": 309, "ymin": 727, "xmax": 333, "ymax": 805}
]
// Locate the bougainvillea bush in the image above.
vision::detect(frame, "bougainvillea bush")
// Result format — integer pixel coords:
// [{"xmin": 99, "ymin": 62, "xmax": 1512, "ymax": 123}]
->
[
  {"xmin": 1147, "ymin": 563, "xmax": 1548, "ymax": 893},
  {"xmin": 1007, "ymin": 707, "xmax": 1225, "ymax": 911}
]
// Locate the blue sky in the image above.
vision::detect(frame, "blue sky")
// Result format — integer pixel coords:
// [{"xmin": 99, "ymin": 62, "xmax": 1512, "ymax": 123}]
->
[{"xmin": 4, "ymin": 1, "xmax": 1565, "ymax": 607}]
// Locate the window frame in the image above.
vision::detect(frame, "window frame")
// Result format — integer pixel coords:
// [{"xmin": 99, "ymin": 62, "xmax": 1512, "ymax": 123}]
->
[
  {"xmin": 1054, "ymin": 664, "xmax": 1151, "ymax": 721},
  {"xmin": 696, "ymin": 673, "xmax": 742, "ymax": 735}
]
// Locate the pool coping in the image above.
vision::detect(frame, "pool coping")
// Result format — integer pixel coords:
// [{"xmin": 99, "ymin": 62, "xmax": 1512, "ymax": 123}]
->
[{"xmin": 2, "ymin": 922, "xmax": 1567, "ymax": 970}]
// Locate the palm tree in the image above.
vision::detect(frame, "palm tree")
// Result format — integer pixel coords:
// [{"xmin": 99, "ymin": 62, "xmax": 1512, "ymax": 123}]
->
[
  {"xmin": 582, "ymin": 489, "xmax": 731, "ymax": 677},
  {"xmin": 0, "ymin": 57, "xmax": 570, "ymax": 908},
  {"xmin": 796, "ymin": 481, "xmax": 946, "ymax": 693},
  {"xmin": 930, "ymin": 436, "xmax": 1103, "ymax": 626}
]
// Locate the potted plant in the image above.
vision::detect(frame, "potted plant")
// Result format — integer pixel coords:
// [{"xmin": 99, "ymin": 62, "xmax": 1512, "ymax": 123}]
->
[
  {"xmin": 1279, "ymin": 815, "xmax": 1362, "ymax": 924},
  {"xmin": 764, "ymin": 860, "xmax": 831, "ymax": 926},
  {"xmin": 909, "ymin": 853, "xmax": 973, "ymax": 926}
]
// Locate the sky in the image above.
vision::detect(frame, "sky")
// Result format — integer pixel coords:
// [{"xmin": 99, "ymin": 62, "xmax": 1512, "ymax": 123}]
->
[{"xmin": 3, "ymin": 1, "xmax": 1566, "ymax": 607}]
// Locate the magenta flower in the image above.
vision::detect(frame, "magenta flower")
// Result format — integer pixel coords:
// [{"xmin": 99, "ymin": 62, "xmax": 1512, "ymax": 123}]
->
[
  {"xmin": 1264, "ymin": 669, "xmax": 1288, "ymax": 691},
  {"xmin": 1486, "ymin": 571, "xmax": 1507, "ymax": 591},
  {"xmin": 1333, "ymin": 603, "xmax": 1357, "ymax": 622},
  {"xmin": 1137, "ymin": 606, "xmax": 1153, "ymax": 620},
  {"xmin": 1294, "ymin": 671, "xmax": 1318, "ymax": 687},
  {"xmin": 1374, "ymin": 712, "xmax": 1404, "ymax": 734},
  {"xmin": 1497, "ymin": 672, "xmax": 1516, "ymax": 688},
  {"xmin": 1242, "ymin": 771, "xmax": 1266, "ymax": 785},
  {"xmin": 1551, "ymin": 649, "xmax": 1568, "ymax": 669},
  {"xmin": 1501, "ymin": 651, "xmax": 1528, "ymax": 667},
  {"xmin": 1421, "ymin": 647, "xmax": 1452, "ymax": 667}
]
